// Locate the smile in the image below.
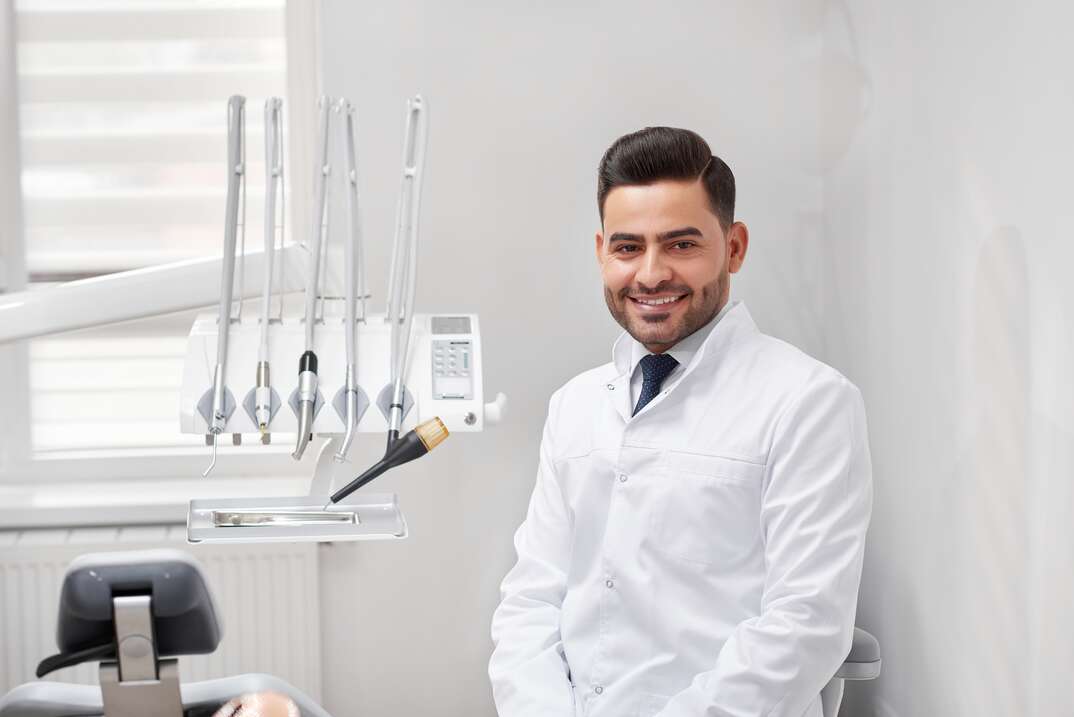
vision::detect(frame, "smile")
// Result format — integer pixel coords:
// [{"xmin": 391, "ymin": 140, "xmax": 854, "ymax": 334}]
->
[{"xmin": 628, "ymin": 294, "xmax": 687, "ymax": 310}]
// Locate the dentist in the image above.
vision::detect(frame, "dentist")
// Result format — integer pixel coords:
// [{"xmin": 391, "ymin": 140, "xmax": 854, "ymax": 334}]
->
[{"xmin": 489, "ymin": 127, "xmax": 873, "ymax": 717}]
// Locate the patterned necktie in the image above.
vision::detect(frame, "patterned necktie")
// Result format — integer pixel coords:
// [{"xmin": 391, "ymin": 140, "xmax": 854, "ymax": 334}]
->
[{"xmin": 632, "ymin": 353, "xmax": 679, "ymax": 416}]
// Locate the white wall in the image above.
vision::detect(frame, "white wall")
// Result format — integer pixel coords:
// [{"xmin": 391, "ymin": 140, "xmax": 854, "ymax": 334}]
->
[
  {"xmin": 823, "ymin": 1, "xmax": 1074, "ymax": 715},
  {"xmin": 314, "ymin": 1, "xmax": 830, "ymax": 714},
  {"xmin": 315, "ymin": 1, "xmax": 1074, "ymax": 715}
]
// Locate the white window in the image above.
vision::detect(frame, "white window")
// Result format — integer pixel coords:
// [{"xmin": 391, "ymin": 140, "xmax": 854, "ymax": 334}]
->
[{"xmin": 0, "ymin": 0, "xmax": 320, "ymax": 497}]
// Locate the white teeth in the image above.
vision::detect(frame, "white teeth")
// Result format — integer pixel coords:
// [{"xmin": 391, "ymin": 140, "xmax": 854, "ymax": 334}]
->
[{"xmin": 634, "ymin": 295, "xmax": 682, "ymax": 306}]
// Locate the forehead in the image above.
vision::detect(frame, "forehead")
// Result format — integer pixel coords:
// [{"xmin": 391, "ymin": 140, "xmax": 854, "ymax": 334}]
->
[{"xmin": 602, "ymin": 179, "xmax": 718, "ymax": 235}]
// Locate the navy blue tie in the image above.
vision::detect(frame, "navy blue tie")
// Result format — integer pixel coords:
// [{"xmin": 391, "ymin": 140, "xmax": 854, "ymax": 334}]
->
[{"xmin": 633, "ymin": 353, "xmax": 679, "ymax": 416}]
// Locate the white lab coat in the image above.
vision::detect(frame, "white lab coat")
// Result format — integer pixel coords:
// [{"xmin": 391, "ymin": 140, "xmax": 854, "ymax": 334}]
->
[{"xmin": 489, "ymin": 301, "xmax": 872, "ymax": 717}]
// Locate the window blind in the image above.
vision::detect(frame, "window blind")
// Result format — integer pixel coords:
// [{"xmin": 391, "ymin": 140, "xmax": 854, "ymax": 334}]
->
[{"xmin": 15, "ymin": 0, "xmax": 289, "ymax": 455}]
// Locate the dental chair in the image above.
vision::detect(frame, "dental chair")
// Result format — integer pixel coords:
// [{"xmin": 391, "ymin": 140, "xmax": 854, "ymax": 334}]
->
[
  {"xmin": 0, "ymin": 550, "xmax": 332, "ymax": 717},
  {"xmin": 821, "ymin": 627, "xmax": 882, "ymax": 717}
]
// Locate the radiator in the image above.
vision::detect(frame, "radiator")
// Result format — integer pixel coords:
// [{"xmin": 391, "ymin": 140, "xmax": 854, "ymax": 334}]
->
[{"xmin": 0, "ymin": 525, "xmax": 322, "ymax": 701}]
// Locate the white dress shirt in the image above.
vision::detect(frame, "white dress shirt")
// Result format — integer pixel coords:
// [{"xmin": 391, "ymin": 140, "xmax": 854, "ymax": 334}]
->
[{"xmin": 489, "ymin": 300, "xmax": 873, "ymax": 717}]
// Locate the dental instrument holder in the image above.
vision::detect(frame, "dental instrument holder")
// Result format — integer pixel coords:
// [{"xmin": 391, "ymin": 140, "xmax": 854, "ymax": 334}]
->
[
  {"xmin": 181, "ymin": 311, "xmax": 503, "ymax": 543},
  {"xmin": 197, "ymin": 95, "xmax": 246, "ymax": 474},
  {"xmin": 183, "ymin": 313, "xmax": 490, "ymax": 435}
]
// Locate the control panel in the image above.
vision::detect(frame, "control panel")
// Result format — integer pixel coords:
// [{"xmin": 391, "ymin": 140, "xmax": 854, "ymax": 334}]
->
[{"xmin": 431, "ymin": 316, "xmax": 474, "ymax": 400}]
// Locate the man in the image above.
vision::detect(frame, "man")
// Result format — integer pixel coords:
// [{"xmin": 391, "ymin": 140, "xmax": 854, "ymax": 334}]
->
[{"xmin": 488, "ymin": 127, "xmax": 872, "ymax": 717}]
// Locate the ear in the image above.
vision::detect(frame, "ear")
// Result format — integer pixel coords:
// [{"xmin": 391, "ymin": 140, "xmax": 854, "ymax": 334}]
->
[
  {"xmin": 594, "ymin": 231, "xmax": 604, "ymax": 264},
  {"xmin": 726, "ymin": 222, "xmax": 749, "ymax": 273}
]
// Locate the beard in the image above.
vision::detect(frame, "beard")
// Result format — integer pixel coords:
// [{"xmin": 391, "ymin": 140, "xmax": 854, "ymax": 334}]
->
[{"xmin": 604, "ymin": 266, "xmax": 729, "ymax": 352}]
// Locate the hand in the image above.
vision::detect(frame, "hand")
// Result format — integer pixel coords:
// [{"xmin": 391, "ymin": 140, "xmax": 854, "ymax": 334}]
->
[{"xmin": 212, "ymin": 692, "xmax": 300, "ymax": 717}]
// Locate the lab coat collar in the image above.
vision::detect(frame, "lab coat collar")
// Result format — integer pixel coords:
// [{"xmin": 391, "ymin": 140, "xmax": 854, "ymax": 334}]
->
[{"xmin": 606, "ymin": 300, "xmax": 758, "ymax": 421}]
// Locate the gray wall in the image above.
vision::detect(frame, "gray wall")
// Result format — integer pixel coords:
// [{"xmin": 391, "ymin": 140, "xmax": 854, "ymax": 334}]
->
[
  {"xmin": 825, "ymin": 2, "xmax": 1074, "ymax": 715},
  {"xmin": 314, "ymin": 1, "xmax": 830, "ymax": 714}
]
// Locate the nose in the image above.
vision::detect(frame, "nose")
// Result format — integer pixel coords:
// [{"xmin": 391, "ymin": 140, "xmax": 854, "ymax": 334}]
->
[{"xmin": 635, "ymin": 246, "xmax": 673, "ymax": 289}]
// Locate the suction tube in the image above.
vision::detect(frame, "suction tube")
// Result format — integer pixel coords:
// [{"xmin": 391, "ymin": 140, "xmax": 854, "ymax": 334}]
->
[{"xmin": 328, "ymin": 417, "xmax": 448, "ymax": 504}]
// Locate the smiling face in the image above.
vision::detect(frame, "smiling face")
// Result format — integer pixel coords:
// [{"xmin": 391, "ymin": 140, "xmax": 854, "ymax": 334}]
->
[{"xmin": 596, "ymin": 178, "xmax": 749, "ymax": 353}]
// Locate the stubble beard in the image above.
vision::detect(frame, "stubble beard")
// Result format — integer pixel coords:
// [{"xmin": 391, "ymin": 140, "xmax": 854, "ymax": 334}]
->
[{"xmin": 604, "ymin": 266, "xmax": 729, "ymax": 351}]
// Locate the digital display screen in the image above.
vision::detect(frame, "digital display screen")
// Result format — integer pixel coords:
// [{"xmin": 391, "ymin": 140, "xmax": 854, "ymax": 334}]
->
[{"xmin": 432, "ymin": 316, "xmax": 471, "ymax": 334}]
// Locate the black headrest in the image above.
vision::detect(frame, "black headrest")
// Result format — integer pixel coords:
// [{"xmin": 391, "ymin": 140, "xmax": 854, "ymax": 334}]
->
[{"xmin": 37, "ymin": 550, "xmax": 222, "ymax": 677}]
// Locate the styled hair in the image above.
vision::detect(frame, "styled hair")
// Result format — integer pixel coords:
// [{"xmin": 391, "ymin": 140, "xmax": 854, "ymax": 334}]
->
[{"xmin": 597, "ymin": 126, "xmax": 735, "ymax": 231}]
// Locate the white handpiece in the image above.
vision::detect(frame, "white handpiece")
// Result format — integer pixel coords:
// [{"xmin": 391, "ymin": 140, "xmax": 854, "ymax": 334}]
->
[
  {"xmin": 203, "ymin": 95, "xmax": 246, "ymax": 476},
  {"xmin": 254, "ymin": 97, "xmax": 284, "ymax": 440}
]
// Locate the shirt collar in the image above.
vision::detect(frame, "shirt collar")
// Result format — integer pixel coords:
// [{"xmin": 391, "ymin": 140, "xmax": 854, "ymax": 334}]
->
[
  {"xmin": 612, "ymin": 299, "xmax": 753, "ymax": 377},
  {"xmin": 627, "ymin": 299, "xmax": 735, "ymax": 377}
]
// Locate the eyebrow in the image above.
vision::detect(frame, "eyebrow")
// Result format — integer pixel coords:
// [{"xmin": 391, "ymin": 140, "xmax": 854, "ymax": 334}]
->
[{"xmin": 607, "ymin": 227, "xmax": 704, "ymax": 243}]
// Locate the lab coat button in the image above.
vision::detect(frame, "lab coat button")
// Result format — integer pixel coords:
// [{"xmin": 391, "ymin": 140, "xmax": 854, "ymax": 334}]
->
[
  {"xmin": 594, "ymin": 686, "xmax": 603, "ymax": 695},
  {"xmin": 618, "ymin": 473, "xmax": 628, "ymax": 483},
  {"xmin": 606, "ymin": 383, "xmax": 615, "ymax": 390},
  {"xmin": 605, "ymin": 579, "xmax": 614, "ymax": 588}
]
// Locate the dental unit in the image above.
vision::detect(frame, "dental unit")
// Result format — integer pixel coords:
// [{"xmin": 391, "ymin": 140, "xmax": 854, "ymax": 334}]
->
[
  {"xmin": 0, "ymin": 92, "xmax": 505, "ymax": 544},
  {"xmin": 181, "ymin": 94, "xmax": 506, "ymax": 542}
]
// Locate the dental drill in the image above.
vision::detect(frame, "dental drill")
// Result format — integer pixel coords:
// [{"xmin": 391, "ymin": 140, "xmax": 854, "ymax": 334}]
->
[
  {"xmin": 200, "ymin": 95, "xmax": 246, "ymax": 476},
  {"xmin": 333, "ymin": 99, "xmax": 368, "ymax": 462},
  {"xmin": 292, "ymin": 98, "xmax": 332, "ymax": 461},
  {"xmin": 253, "ymin": 97, "xmax": 284, "ymax": 443}
]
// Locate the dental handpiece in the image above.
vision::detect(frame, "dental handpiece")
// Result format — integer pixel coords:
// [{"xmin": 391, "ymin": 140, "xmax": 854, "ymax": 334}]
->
[
  {"xmin": 292, "ymin": 98, "xmax": 331, "ymax": 461},
  {"xmin": 255, "ymin": 97, "xmax": 284, "ymax": 441},
  {"xmin": 328, "ymin": 417, "xmax": 448, "ymax": 505},
  {"xmin": 291, "ymin": 350, "xmax": 318, "ymax": 460},
  {"xmin": 210, "ymin": 95, "xmax": 245, "ymax": 436},
  {"xmin": 203, "ymin": 95, "xmax": 246, "ymax": 477}
]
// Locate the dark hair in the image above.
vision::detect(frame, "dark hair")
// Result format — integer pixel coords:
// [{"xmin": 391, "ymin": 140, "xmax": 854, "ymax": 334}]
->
[{"xmin": 597, "ymin": 126, "xmax": 735, "ymax": 231}]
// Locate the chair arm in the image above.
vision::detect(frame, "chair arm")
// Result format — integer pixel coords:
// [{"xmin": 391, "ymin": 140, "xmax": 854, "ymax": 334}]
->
[{"xmin": 836, "ymin": 627, "xmax": 882, "ymax": 680}]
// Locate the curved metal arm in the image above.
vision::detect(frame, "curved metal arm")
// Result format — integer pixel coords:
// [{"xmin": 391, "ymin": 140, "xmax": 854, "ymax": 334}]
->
[
  {"xmin": 213, "ymin": 95, "xmax": 245, "ymax": 389},
  {"xmin": 384, "ymin": 95, "xmax": 429, "ymax": 444},
  {"xmin": 335, "ymin": 99, "xmax": 365, "ymax": 462},
  {"xmin": 259, "ymin": 97, "xmax": 283, "ymax": 360},
  {"xmin": 304, "ymin": 98, "xmax": 332, "ymax": 352}
]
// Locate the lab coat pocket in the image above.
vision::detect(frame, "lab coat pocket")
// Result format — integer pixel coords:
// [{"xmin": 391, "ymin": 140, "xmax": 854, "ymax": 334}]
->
[
  {"xmin": 635, "ymin": 693, "xmax": 670, "ymax": 717},
  {"xmin": 651, "ymin": 452, "xmax": 763, "ymax": 568}
]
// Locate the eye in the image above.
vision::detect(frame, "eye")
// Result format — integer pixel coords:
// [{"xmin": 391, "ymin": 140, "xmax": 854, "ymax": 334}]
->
[
  {"xmin": 614, "ymin": 244, "xmax": 641, "ymax": 254},
  {"xmin": 672, "ymin": 240, "xmax": 696, "ymax": 250}
]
